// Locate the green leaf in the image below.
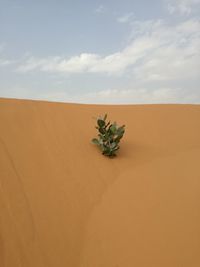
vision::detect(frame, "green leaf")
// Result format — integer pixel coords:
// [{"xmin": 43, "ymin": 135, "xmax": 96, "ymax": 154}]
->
[
  {"xmin": 110, "ymin": 142, "xmax": 117, "ymax": 149},
  {"xmin": 99, "ymin": 127, "xmax": 105, "ymax": 134},
  {"xmin": 93, "ymin": 115, "xmax": 125, "ymax": 157},
  {"xmin": 114, "ymin": 136, "xmax": 122, "ymax": 143},
  {"xmin": 97, "ymin": 119, "xmax": 105, "ymax": 127},
  {"xmin": 91, "ymin": 138, "xmax": 99, "ymax": 145},
  {"xmin": 110, "ymin": 124, "xmax": 117, "ymax": 134},
  {"xmin": 117, "ymin": 126, "xmax": 125, "ymax": 136}
]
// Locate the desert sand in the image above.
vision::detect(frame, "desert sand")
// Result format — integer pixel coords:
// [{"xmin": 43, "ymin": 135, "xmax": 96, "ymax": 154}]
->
[{"xmin": 0, "ymin": 97, "xmax": 200, "ymax": 267}]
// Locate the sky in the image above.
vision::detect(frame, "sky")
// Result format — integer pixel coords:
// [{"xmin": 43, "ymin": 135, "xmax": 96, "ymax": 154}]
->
[{"xmin": 0, "ymin": 0, "xmax": 200, "ymax": 104}]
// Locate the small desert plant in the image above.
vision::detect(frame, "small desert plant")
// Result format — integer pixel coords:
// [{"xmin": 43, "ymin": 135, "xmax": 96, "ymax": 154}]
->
[{"xmin": 92, "ymin": 114, "xmax": 125, "ymax": 157}]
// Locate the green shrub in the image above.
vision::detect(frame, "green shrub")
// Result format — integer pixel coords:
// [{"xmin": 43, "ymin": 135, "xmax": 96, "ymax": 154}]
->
[{"xmin": 91, "ymin": 114, "xmax": 125, "ymax": 157}]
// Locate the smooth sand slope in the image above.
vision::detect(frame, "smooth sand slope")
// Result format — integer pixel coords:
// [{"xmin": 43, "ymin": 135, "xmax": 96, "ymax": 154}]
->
[{"xmin": 0, "ymin": 98, "xmax": 200, "ymax": 267}]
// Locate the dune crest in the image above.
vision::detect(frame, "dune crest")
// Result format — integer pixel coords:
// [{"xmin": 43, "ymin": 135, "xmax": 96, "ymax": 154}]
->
[{"xmin": 0, "ymin": 98, "xmax": 200, "ymax": 267}]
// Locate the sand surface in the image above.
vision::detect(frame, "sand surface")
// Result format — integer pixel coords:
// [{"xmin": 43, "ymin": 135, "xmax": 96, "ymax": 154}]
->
[{"xmin": 0, "ymin": 98, "xmax": 200, "ymax": 267}]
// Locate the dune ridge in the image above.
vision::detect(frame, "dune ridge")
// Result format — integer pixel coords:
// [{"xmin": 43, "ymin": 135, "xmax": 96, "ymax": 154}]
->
[{"xmin": 0, "ymin": 98, "xmax": 200, "ymax": 267}]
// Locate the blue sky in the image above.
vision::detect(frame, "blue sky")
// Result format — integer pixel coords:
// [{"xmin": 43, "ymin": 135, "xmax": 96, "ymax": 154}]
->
[{"xmin": 0, "ymin": 0, "xmax": 200, "ymax": 104}]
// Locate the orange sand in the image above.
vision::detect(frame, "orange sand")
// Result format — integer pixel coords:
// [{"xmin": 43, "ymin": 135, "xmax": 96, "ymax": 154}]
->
[{"xmin": 0, "ymin": 98, "xmax": 200, "ymax": 267}]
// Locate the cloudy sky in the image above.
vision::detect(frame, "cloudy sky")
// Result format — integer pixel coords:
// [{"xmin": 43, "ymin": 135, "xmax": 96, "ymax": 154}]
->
[{"xmin": 0, "ymin": 0, "xmax": 200, "ymax": 104}]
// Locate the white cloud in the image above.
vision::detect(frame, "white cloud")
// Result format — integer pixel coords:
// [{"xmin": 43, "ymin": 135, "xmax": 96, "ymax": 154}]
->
[
  {"xmin": 0, "ymin": 59, "xmax": 14, "ymax": 66},
  {"xmin": 38, "ymin": 87, "xmax": 199, "ymax": 104},
  {"xmin": 166, "ymin": 0, "xmax": 200, "ymax": 15},
  {"xmin": 0, "ymin": 43, "xmax": 15, "ymax": 66},
  {"xmin": 16, "ymin": 18, "xmax": 200, "ymax": 83},
  {"xmin": 95, "ymin": 5, "xmax": 106, "ymax": 14},
  {"xmin": 117, "ymin": 13, "xmax": 134, "ymax": 23},
  {"xmin": 14, "ymin": 16, "xmax": 200, "ymax": 104},
  {"xmin": 16, "ymin": 37, "xmax": 159, "ymax": 75},
  {"xmin": 83, "ymin": 87, "xmax": 200, "ymax": 104},
  {"xmin": 132, "ymin": 19, "xmax": 200, "ymax": 82}
]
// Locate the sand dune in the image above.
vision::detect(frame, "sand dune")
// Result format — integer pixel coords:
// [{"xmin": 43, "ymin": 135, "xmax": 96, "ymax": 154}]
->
[{"xmin": 0, "ymin": 98, "xmax": 200, "ymax": 267}]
